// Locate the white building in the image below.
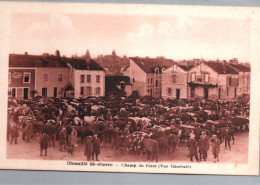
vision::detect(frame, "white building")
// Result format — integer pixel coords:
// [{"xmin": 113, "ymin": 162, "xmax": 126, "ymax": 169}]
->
[
  {"xmin": 66, "ymin": 58, "xmax": 105, "ymax": 98},
  {"xmin": 161, "ymin": 63, "xmax": 188, "ymax": 99}
]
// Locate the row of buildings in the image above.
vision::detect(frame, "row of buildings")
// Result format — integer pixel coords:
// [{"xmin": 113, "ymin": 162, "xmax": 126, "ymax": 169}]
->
[
  {"xmin": 8, "ymin": 51, "xmax": 250, "ymax": 100},
  {"xmin": 123, "ymin": 57, "xmax": 250, "ymax": 100}
]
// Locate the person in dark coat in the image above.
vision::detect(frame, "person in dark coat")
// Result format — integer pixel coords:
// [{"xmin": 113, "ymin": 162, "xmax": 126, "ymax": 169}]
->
[
  {"xmin": 224, "ymin": 128, "xmax": 231, "ymax": 150},
  {"xmin": 198, "ymin": 135, "xmax": 208, "ymax": 161},
  {"xmin": 210, "ymin": 135, "xmax": 220, "ymax": 162},
  {"xmin": 84, "ymin": 136, "xmax": 93, "ymax": 161},
  {"xmin": 10, "ymin": 125, "xmax": 19, "ymax": 144},
  {"xmin": 186, "ymin": 134, "xmax": 199, "ymax": 162},
  {"xmin": 59, "ymin": 127, "xmax": 67, "ymax": 151},
  {"xmin": 40, "ymin": 133, "xmax": 49, "ymax": 156},
  {"xmin": 92, "ymin": 134, "xmax": 101, "ymax": 161},
  {"xmin": 45, "ymin": 121, "xmax": 56, "ymax": 147}
]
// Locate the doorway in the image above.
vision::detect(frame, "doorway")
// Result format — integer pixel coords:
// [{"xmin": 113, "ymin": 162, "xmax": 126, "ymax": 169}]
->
[
  {"xmin": 191, "ymin": 87, "xmax": 195, "ymax": 98},
  {"xmin": 204, "ymin": 88, "xmax": 208, "ymax": 100},
  {"xmin": 218, "ymin": 88, "xmax": 221, "ymax": 99},
  {"xmin": 23, "ymin": 88, "xmax": 29, "ymax": 99},
  {"xmin": 42, "ymin": 88, "xmax": 47, "ymax": 97},
  {"xmin": 176, "ymin": 89, "xmax": 180, "ymax": 99},
  {"xmin": 54, "ymin": 87, "xmax": 57, "ymax": 98}
]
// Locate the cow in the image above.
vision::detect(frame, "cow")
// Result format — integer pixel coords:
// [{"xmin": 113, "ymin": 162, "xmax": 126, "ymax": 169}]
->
[{"xmin": 140, "ymin": 138, "xmax": 158, "ymax": 162}]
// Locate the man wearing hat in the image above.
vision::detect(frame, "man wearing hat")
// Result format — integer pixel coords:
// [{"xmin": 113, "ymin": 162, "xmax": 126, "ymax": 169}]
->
[
  {"xmin": 39, "ymin": 133, "xmax": 50, "ymax": 156},
  {"xmin": 92, "ymin": 134, "xmax": 101, "ymax": 161},
  {"xmin": 84, "ymin": 136, "xmax": 93, "ymax": 161},
  {"xmin": 59, "ymin": 127, "xmax": 67, "ymax": 151},
  {"xmin": 210, "ymin": 135, "xmax": 220, "ymax": 162},
  {"xmin": 198, "ymin": 135, "xmax": 208, "ymax": 161},
  {"xmin": 186, "ymin": 133, "xmax": 199, "ymax": 162},
  {"xmin": 224, "ymin": 128, "xmax": 232, "ymax": 151}
]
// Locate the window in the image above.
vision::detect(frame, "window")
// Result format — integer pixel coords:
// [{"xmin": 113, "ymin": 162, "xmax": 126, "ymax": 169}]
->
[
  {"xmin": 147, "ymin": 89, "xmax": 150, "ymax": 94},
  {"xmin": 95, "ymin": 87, "xmax": 101, "ymax": 95},
  {"xmin": 229, "ymin": 77, "xmax": 232, "ymax": 86},
  {"xmin": 196, "ymin": 76, "xmax": 202, "ymax": 82},
  {"xmin": 43, "ymin": 74, "xmax": 48, "ymax": 83},
  {"xmin": 191, "ymin": 73, "xmax": 196, "ymax": 82},
  {"xmin": 147, "ymin": 78, "xmax": 150, "ymax": 84},
  {"xmin": 156, "ymin": 80, "xmax": 159, "ymax": 87},
  {"xmin": 155, "ymin": 68, "xmax": 159, "ymax": 75},
  {"xmin": 58, "ymin": 74, "xmax": 63, "ymax": 82},
  {"xmin": 87, "ymin": 75, "xmax": 91, "ymax": 83},
  {"xmin": 172, "ymin": 74, "xmax": 177, "ymax": 83},
  {"xmin": 80, "ymin": 87, "xmax": 84, "ymax": 96},
  {"xmin": 150, "ymin": 89, "xmax": 153, "ymax": 96},
  {"xmin": 8, "ymin": 73, "xmax": 11, "ymax": 84},
  {"xmin": 24, "ymin": 73, "xmax": 30, "ymax": 83},
  {"xmin": 87, "ymin": 87, "xmax": 92, "ymax": 96},
  {"xmin": 80, "ymin": 75, "xmax": 85, "ymax": 83},
  {"xmin": 133, "ymin": 77, "xmax": 135, "ymax": 83},
  {"xmin": 12, "ymin": 88, "xmax": 16, "ymax": 97},
  {"xmin": 151, "ymin": 78, "xmax": 153, "ymax": 84},
  {"xmin": 204, "ymin": 74, "xmax": 209, "ymax": 83},
  {"xmin": 227, "ymin": 87, "xmax": 229, "ymax": 96},
  {"xmin": 120, "ymin": 82, "xmax": 125, "ymax": 90},
  {"xmin": 96, "ymin": 75, "xmax": 100, "ymax": 83},
  {"xmin": 168, "ymin": 88, "xmax": 172, "ymax": 95}
]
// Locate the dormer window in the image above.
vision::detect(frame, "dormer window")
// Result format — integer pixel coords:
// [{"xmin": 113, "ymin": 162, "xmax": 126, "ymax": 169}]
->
[
  {"xmin": 120, "ymin": 81, "xmax": 125, "ymax": 90},
  {"xmin": 155, "ymin": 68, "xmax": 159, "ymax": 75}
]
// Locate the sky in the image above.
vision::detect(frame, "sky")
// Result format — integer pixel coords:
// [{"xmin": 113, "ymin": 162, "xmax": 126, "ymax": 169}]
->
[{"xmin": 10, "ymin": 12, "xmax": 251, "ymax": 62}]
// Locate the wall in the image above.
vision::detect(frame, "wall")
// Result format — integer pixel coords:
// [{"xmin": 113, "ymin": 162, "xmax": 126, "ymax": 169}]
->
[
  {"xmin": 35, "ymin": 67, "xmax": 70, "ymax": 98},
  {"xmin": 187, "ymin": 63, "xmax": 218, "ymax": 99},
  {"xmin": 161, "ymin": 64, "xmax": 188, "ymax": 99},
  {"xmin": 8, "ymin": 68, "xmax": 36, "ymax": 99},
  {"xmin": 74, "ymin": 70, "xmax": 105, "ymax": 98},
  {"xmin": 127, "ymin": 59, "xmax": 146, "ymax": 96}
]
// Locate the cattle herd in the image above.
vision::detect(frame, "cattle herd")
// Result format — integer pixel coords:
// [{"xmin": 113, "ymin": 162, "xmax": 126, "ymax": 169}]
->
[{"xmin": 7, "ymin": 95, "xmax": 250, "ymax": 162}]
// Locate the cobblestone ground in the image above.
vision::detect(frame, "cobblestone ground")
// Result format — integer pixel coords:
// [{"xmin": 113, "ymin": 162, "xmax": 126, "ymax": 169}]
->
[{"xmin": 6, "ymin": 132, "xmax": 248, "ymax": 164}]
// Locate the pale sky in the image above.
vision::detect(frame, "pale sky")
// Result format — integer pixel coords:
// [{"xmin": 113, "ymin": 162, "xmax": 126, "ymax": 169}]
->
[{"xmin": 10, "ymin": 12, "xmax": 251, "ymax": 62}]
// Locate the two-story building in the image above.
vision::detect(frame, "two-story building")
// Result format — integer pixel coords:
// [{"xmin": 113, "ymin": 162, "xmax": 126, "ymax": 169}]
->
[
  {"xmin": 228, "ymin": 60, "xmax": 250, "ymax": 96},
  {"xmin": 9, "ymin": 52, "xmax": 70, "ymax": 99},
  {"xmin": 9, "ymin": 51, "xmax": 105, "ymax": 99},
  {"xmin": 123, "ymin": 57, "xmax": 175, "ymax": 98},
  {"xmin": 161, "ymin": 63, "xmax": 189, "ymax": 99},
  {"xmin": 187, "ymin": 61, "xmax": 239, "ymax": 100},
  {"xmin": 65, "ymin": 58, "xmax": 105, "ymax": 98},
  {"xmin": 9, "ymin": 53, "xmax": 36, "ymax": 99}
]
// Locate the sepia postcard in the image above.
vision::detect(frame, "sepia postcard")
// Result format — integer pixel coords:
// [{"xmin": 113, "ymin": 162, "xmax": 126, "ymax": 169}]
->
[{"xmin": 0, "ymin": 2, "xmax": 259, "ymax": 175}]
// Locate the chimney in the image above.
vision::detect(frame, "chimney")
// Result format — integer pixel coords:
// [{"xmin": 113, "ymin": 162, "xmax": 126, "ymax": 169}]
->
[
  {"xmin": 223, "ymin": 60, "xmax": 227, "ymax": 73},
  {"xmin": 229, "ymin": 58, "xmax": 238, "ymax": 65},
  {"xmin": 42, "ymin": 53, "xmax": 49, "ymax": 59},
  {"xmin": 55, "ymin": 50, "xmax": 60, "ymax": 57},
  {"xmin": 24, "ymin": 52, "xmax": 28, "ymax": 55}
]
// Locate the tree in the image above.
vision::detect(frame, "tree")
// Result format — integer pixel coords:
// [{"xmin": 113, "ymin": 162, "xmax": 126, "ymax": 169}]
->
[{"xmin": 86, "ymin": 49, "xmax": 91, "ymax": 60}]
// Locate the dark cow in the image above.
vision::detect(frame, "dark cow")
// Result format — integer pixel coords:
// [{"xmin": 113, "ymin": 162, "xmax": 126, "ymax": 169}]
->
[
  {"xmin": 74, "ymin": 126, "xmax": 94, "ymax": 143},
  {"xmin": 140, "ymin": 138, "xmax": 158, "ymax": 162}
]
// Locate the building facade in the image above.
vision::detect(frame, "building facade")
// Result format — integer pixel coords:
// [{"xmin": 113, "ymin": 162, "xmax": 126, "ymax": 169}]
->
[
  {"xmin": 8, "ymin": 68, "xmax": 36, "ymax": 99},
  {"xmin": 161, "ymin": 63, "xmax": 188, "ymax": 99},
  {"xmin": 66, "ymin": 58, "xmax": 105, "ymax": 98},
  {"xmin": 9, "ymin": 52, "xmax": 105, "ymax": 99},
  {"xmin": 124, "ymin": 57, "xmax": 175, "ymax": 98},
  {"xmin": 187, "ymin": 62, "xmax": 239, "ymax": 100}
]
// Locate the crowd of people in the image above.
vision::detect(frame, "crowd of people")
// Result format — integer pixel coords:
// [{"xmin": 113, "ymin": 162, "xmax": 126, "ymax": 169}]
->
[{"xmin": 7, "ymin": 95, "xmax": 249, "ymax": 162}]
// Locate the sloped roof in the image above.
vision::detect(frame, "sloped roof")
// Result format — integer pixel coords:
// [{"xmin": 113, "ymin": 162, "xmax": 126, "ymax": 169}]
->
[
  {"xmin": 105, "ymin": 76, "xmax": 131, "ymax": 86},
  {"xmin": 65, "ymin": 58, "xmax": 104, "ymax": 71},
  {"xmin": 228, "ymin": 64, "xmax": 251, "ymax": 72},
  {"xmin": 130, "ymin": 57, "xmax": 177, "ymax": 73},
  {"xmin": 204, "ymin": 62, "xmax": 238, "ymax": 74},
  {"xmin": 9, "ymin": 54, "xmax": 68, "ymax": 68}
]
